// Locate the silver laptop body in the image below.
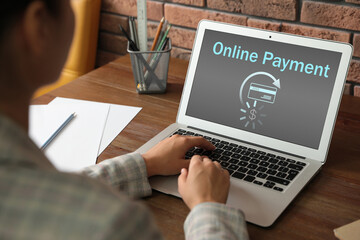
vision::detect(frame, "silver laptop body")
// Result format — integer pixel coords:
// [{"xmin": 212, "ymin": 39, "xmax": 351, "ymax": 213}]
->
[{"xmin": 136, "ymin": 20, "xmax": 353, "ymax": 227}]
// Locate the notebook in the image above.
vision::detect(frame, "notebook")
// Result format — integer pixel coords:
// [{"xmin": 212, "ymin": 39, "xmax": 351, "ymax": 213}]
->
[{"xmin": 136, "ymin": 20, "xmax": 353, "ymax": 227}]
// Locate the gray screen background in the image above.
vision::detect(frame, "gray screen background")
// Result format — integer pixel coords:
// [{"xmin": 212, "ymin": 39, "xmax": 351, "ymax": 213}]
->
[{"xmin": 186, "ymin": 30, "xmax": 342, "ymax": 149}]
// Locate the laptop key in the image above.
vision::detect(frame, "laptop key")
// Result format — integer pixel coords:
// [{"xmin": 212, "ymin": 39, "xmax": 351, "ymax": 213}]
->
[
  {"xmin": 257, "ymin": 166, "xmax": 267, "ymax": 172},
  {"xmin": 286, "ymin": 173, "xmax": 297, "ymax": 181},
  {"xmin": 225, "ymin": 169, "xmax": 234, "ymax": 175},
  {"xmin": 253, "ymin": 180, "xmax": 263, "ymax": 185},
  {"xmin": 268, "ymin": 164, "xmax": 279, "ymax": 170},
  {"xmin": 250, "ymin": 153, "xmax": 260, "ymax": 158},
  {"xmin": 286, "ymin": 158, "xmax": 296, "ymax": 163},
  {"xmin": 289, "ymin": 169, "xmax": 299, "ymax": 175},
  {"xmin": 241, "ymin": 151, "xmax": 251, "ymax": 156},
  {"xmin": 240, "ymin": 156, "xmax": 251, "ymax": 161},
  {"xmin": 286, "ymin": 170, "xmax": 299, "ymax": 180},
  {"xmin": 244, "ymin": 175, "xmax": 256, "ymax": 182},
  {"xmin": 276, "ymin": 156, "xmax": 286, "ymax": 160},
  {"xmin": 278, "ymin": 167, "xmax": 289, "ymax": 173},
  {"xmin": 276, "ymin": 172, "xmax": 287, "ymax": 178},
  {"xmin": 247, "ymin": 170, "xmax": 258, "ymax": 176},
  {"xmin": 213, "ymin": 149, "xmax": 224, "ymax": 154},
  {"xmin": 257, "ymin": 150, "xmax": 266, "ymax": 155},
  {"xmin": 223, "ymin": 146, "xmax": 233, "ymax": 151},
  {"xmin": 250, "ymin": 159, "xmax": 260, "ymax": 164},
  {"xmin": 266, "ymin": 169, "xmax": 277, "ymax": 175},
  {"xmin": 238, "ymin": 167, "xmax": 248, "ymax": 173},
  {"xmin": 296, "ymin": 161, "xmax": 306, "ymax": 166},
  {"xmin": 229, "ymin": 159, "xmax": 239, "ymax": 164},
  {"xmin": 273, "ymin": 187, "xmax": 284, "ymax": 192},
  {"xmin": 220, "ymin": 156, "xmax": 230, "ymax": 161},
  {"xmin": 229, "ymin": 143, "xmax": 238, "ymax": 147},
  {"xmin": 223, "ymin": 151, "xmax": 232, "ymax": 156},
  {"xmin": 264, "ymin": 181, "xmax": 275, "ymax": 188},
  {"xmin": 232, "ymin": 172, "xmax": 245, "ymax": 179},
  {"xmin": 233, "ymin": 148, "xmax": 242, "ymax": 153},
  {"xmin": 288, "ymin": 163, "xmax": 303, "ymax": 171},
  {"xmin": 259, "ymin": 155, "xmax": 269, "ymax": 161},
  {"xmin": 220, "ymin": 162, "xmax": 229, "ymax": 168},
  {"xmin": 232, "ymin": 153, "xmax": 242, "ymax": 159},
  {"xmin": 239, "ymin": 161, "xmax": 248, "ymax": 167},
  {"xmin": 278, "ymin": 161, "xmax": 288, "ymax": 167},
  {"xmin": 259, "ymin": 161, "xmax": 270, "ymax": 167},
  {"xmin": 257, "ymin": 173, "xmax": 268, "ymax": 179},
  {"xmin": 248, "ymin": 164, "xmax": 257, "ymax": 169},
  {"xmin": 269, "ymin": 158, "xmax": 278, "ymax": 164},
  {"xmin": 216, "ymin": 143, "xmax": 225, "ymax": 149},
  {"xmin": 267, "ymin": 176, "xmax": 290, "ymax": 186},
  {"xmin": 267, "ymin": 153, "xmax": 276, "ymax": 158},
  {"xmin": 228, "ymin": 164, "xmax": 239, "ymax": 171}
]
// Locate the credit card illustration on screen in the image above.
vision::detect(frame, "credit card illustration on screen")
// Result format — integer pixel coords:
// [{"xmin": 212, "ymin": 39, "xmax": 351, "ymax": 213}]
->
[{"xmin": 247, "ymin": 83, "xmax": 278, "ymax": 104}]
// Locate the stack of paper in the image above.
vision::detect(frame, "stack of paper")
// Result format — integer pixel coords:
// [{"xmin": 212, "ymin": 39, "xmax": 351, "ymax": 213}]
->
[{"xmin": 29, "ymin": 97, "xmax": 141, "ymax": 172}]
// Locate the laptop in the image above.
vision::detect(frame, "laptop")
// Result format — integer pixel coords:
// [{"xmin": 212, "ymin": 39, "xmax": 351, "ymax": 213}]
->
[{"xmin": 136, "ymin": 20, "xmax": 353, "ymax": 227}]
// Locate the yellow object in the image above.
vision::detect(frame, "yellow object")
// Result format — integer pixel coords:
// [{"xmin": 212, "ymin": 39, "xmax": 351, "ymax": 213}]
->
[
  {"xmin": 334, "ymin": 219, "xmax": 360, "ymax": 240},
  {"xmin": 34, "ymin": 0, "xmax": 101, "ymax": 98}
]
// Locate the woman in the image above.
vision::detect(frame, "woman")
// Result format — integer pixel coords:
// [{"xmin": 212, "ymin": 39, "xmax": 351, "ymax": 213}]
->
[{"xmin": 0, "ymin": 1, "xmax": 248, "ymax": 239}]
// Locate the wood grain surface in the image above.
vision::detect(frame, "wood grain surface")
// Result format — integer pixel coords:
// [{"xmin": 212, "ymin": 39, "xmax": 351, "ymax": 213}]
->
[{"xmin": 32, "ymin": 55, "xmax": 360, "ymax": 240}]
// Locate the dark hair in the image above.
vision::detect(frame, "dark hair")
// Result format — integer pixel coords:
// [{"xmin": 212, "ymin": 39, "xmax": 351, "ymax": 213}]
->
[{"xmin": 0, "ymin": 1, "xmax": 60, "ymax": 41}]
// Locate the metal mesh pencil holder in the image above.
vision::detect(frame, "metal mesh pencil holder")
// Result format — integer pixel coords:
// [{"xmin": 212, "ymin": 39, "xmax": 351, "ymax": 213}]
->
[{"xmin": 128, "ymin": 39, "xmax": 172, "ymax": 94}]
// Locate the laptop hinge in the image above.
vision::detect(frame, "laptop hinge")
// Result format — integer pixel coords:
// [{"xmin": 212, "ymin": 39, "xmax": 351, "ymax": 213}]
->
[{"xmin": 187, "ymin": 126, "xmax": 306, "ymax": 160}]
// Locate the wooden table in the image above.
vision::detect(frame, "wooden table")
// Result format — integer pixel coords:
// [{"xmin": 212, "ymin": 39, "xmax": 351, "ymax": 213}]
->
[{"xmin": 33, "ymin": 55, "xmax": 360, "ymax": 240}]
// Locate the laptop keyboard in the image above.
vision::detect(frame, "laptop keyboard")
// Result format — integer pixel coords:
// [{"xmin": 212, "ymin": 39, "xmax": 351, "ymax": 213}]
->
[{"xmin": 171, "ymin": 129, "xmax": 307, "ymax": 192}]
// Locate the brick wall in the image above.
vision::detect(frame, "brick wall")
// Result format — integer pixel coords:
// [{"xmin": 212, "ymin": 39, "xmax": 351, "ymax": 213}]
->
[{"xmin": 97, "ymin": 0, "xmax": 360, "ymax": 97}]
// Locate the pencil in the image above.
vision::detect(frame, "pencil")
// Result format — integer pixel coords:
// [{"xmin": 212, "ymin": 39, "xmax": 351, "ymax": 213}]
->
[
  {"xmin": 156, "ymin": 24, "xmax": 172, "ymax": 51},
  {"xmin": 41, "ymin": 112, "xmax": 76, "ymax": 151},
  {"xmin": 150, "ymin": 17, "xmax": 165, "ymax": 51}
]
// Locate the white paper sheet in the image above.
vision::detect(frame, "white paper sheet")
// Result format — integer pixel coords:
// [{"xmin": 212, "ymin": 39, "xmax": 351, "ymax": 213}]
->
[
  {"xmin": 29, "ymin": 102, "xmax": 109, "ymax": 172},
  {"xmin": 29, "ymin": 105, "xmax": 49, "ymax": 147},
  {"xmin": 49, "ymin": 97, "xmax": 142, "ymax": 156},
  {"xmin": 29, "ymin": 97, "xmax": 142, "ymax": 172}
]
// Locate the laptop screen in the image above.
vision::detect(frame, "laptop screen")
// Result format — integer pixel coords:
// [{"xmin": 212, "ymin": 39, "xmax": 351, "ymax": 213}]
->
[{"xmin": 185, "ymin": 29, "xmax": 343, "ymax": 149}]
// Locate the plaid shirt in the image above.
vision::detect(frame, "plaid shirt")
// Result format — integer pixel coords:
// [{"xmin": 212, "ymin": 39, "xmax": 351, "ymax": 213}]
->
[{"xmin": 0, "ymin": 113, "xmax": 248, "ymax": 239}]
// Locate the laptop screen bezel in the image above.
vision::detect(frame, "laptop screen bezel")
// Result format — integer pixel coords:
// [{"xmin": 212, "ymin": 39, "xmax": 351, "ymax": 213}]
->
[{"xmin": 177, "ymin": 20, "xmax": 353, "ymax": 163}]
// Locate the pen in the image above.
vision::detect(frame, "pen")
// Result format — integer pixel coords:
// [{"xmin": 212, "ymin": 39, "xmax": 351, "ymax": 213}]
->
[
  {"xmin": 119, "ymin": 24, "xmax": 139, "ymax": 51},
  {"xmin": 129, "ymin": 17, "xmax": 139, "ymax": 49},
  {"xmin": 41, "ymin": 112, "xmax": 76, "ymax": 151},
  {"xmin": 151, "ymin": 17, "xmax": 165, "ymax": 51},
  {"xmin": 119, "ymin": 24, "xmax": 147, "ymax": 90}
]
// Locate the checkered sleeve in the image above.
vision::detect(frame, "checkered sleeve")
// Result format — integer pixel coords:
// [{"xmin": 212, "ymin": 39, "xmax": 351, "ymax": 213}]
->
[
  {"xmin": 82, "ymin": 152, "xmax": 152, "ymax": 198},
  {"xmin": 184, "ymin": 202, "xmax": 249, "ymax": 240}
]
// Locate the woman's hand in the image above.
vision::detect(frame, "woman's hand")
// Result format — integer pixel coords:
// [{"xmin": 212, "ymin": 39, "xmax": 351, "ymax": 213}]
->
[
  {"xmin": 141, "ymin": 135, "xmax": 215, "ymax": 177},
  {"xmin": 178, "ymin": 156, "xmax": 230, "ymax": 210}
]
